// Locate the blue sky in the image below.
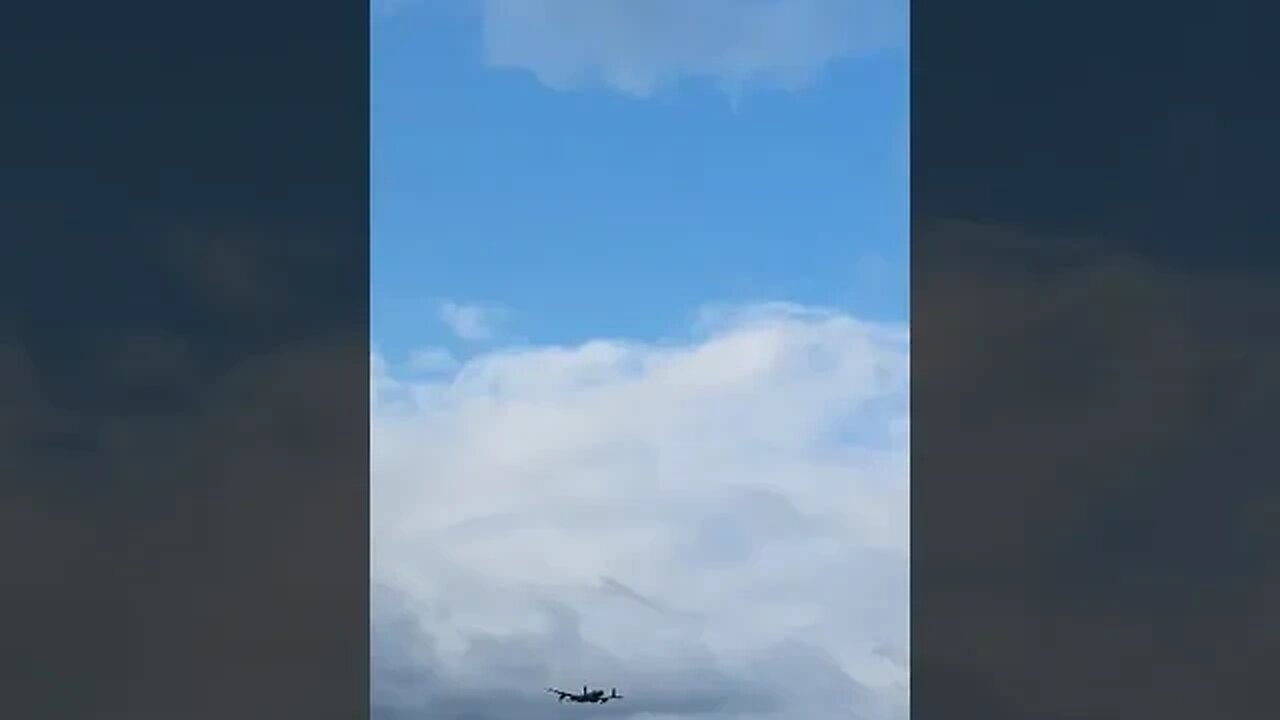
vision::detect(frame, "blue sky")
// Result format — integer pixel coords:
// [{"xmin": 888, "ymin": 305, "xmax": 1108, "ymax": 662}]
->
[{"xmin": 372, "ymin": 0, "xmax": 907, "ymax": 359}]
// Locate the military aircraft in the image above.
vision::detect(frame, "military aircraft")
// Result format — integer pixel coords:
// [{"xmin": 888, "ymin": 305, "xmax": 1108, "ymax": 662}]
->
[{"xmin": 545, "ymin": 685, "xmax": 624, "ymax": 704}]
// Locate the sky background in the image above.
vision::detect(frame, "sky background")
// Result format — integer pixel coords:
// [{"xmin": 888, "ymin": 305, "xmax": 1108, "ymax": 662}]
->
[
  {"xmin": 373, "ymin": 0, "xmax": 907, "ymax": 357},
  {"xmin": 371, "ymin": 2, "xmax": 908, "ymax": 719}
]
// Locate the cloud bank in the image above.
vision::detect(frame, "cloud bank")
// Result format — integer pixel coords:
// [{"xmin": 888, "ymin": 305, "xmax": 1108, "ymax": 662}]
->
[
  {"xmin": 373, "ymin": 302, "xmax": 909, "ymax": 719},
  {"xmin": 479, "ymin": 0, "xmax": 906, "ymax": 97}
]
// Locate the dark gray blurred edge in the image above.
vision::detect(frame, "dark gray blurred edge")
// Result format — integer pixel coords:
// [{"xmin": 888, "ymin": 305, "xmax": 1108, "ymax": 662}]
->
[
  {"xmin": 0, "ymin": 2, "xmax": 369, "ymax": 718},
  {"xmin": 913, "ymin": 0, "xmax": 1277, "ymax": 718}
]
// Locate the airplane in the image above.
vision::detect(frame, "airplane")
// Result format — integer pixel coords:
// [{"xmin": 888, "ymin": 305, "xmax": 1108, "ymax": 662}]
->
[{"xmin": 545, "ymin": 685, "xmax": 624, "ymax": 704}]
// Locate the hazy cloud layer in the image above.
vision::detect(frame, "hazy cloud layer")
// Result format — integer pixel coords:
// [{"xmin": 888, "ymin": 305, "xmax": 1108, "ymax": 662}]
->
[
  {"xmin": 479, "ymin": 0, "xmax": 906, "ymax": 97},
  {"xmin": 373, "ymin": 303, "xmax": 909, "ymax": 719}
]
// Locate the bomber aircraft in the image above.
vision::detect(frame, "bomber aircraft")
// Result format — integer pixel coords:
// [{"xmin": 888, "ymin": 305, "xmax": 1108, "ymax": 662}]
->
[{"xmin": 545, "ymin": 685, "xmax": 624, "ymax": 704}]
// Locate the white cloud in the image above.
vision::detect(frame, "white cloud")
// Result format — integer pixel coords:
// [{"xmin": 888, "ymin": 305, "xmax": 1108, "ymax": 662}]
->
[
  {"xmin": 479, "ymin": 0, "xmax": 906, "ymax": 97},
  {"xmin": 438, "ymin": 301, "xmax": 500, "ymax": 342},
  {"xmin": 373, "ymin": 302, "xmax": 909, "ymax": 719}
]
